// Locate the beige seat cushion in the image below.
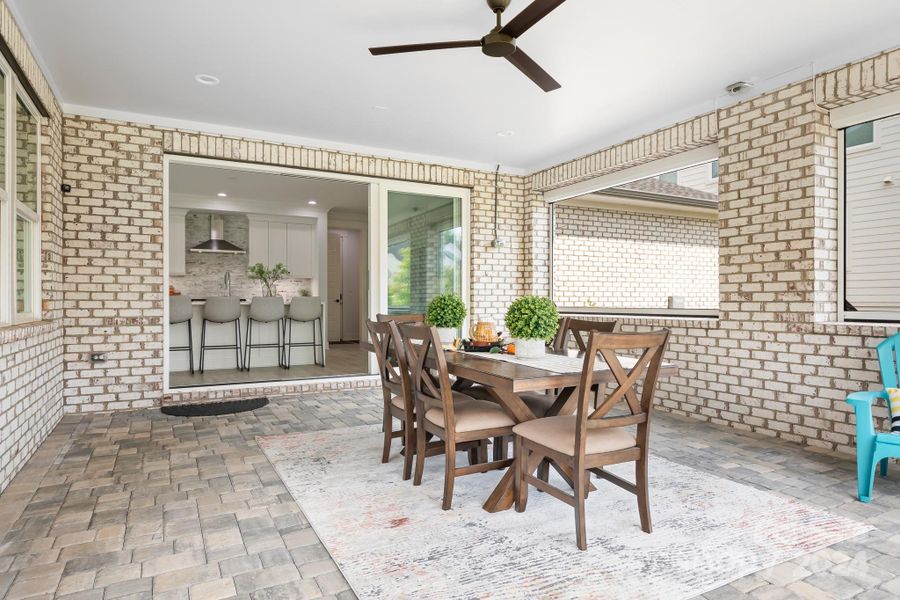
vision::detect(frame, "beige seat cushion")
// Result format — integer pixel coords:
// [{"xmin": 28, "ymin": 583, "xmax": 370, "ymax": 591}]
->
[
  {"xmin": 513, "ymin": 416, "xmax": 636, "ymax": 456},
  {"xmin": 390, "ymin": 395, "xmax": 410, "ymax": 410},
  {"xmin": 425, "ymin": 395, "xmax": 515, "ymax": 433}
]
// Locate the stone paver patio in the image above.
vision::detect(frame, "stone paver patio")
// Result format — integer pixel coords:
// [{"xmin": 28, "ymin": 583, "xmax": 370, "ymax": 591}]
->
[{"xmin": 0, "ymin": 389, "xmax": 897, "ymax": 599}]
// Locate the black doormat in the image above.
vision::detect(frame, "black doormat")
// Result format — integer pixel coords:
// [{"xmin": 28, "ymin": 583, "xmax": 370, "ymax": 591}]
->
[{"xmin": 161, "ymin": 397, "xmax": 269, "ymax": 417}]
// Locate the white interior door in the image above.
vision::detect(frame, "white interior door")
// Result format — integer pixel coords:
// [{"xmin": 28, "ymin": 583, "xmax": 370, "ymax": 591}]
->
[{"xmin": 327, "ymin": 232, "xmax": 343, "ymax": 342}]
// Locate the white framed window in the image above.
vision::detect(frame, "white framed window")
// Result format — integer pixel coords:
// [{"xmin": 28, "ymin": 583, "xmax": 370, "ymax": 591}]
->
[
  {"xmin": 0, "ymin": 53, "xmax": 42, "ymax": 326},
  {"xmin": 839, "ymin": 112, "xmax": 900, "ymax": 322}
]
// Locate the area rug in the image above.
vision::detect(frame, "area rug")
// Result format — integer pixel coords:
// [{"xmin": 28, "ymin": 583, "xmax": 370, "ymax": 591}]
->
[{"xmin": 258, "ymin": 426, "xmax": 870, "ymax": 600}]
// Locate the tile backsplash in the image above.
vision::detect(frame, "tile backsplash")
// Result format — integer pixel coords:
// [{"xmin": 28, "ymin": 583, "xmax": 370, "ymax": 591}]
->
[{"xmin": 170, "ymin": 212, "xmax": 312, "ymax": 299}]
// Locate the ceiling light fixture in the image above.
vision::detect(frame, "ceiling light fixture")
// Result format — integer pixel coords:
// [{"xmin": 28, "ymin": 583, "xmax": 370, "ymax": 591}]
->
[
  {"xmin": 195, "ymin": 73, "xmax": 221, "ymax": 86},
  {"xmin": 217, "ymin": 192, "xmax": 227, "ymax": 197},
  {"xmin": 496, "ymin": 130, "xmax": 515, "ymax": 138},
  {"xmin": 373, "ymin": 105, "xmax": 390, "ymax": 111},
  {"xmin": 308, "ymin": 200, "xmax": 318, "ymax": 205}
]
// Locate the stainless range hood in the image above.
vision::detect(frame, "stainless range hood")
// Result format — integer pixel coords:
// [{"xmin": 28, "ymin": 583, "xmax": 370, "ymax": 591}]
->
[{"xmin": 189, "ymin": 214, "xmax": 245, "ymax": 254}]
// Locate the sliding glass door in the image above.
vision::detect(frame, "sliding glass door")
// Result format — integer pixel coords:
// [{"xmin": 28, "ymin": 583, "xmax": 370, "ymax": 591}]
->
[{"xmin": 383, "ymin": 190, "xmax": 465, "ymax": 316}]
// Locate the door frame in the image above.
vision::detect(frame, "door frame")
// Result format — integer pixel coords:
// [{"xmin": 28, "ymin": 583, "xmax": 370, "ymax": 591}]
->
[
  {"xmin": 162, "ymin": 155, "xmax": 471, "ymax": 393},
  {"xmin": 375, "ymin": 180, "xmax": 472, "ymax": 334}
]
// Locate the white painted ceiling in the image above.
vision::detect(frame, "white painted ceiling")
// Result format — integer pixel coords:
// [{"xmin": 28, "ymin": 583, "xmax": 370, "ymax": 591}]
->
[
  {"xmin": 9, "ymin": 0, "xmax": 900, "ymax": 171},
  {"xmin": 169, "ymin": 163, "xmax": 368, "ymax": 215}
]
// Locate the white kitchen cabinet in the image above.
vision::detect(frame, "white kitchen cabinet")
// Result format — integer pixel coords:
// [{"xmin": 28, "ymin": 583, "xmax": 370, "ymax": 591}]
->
[
  {"xmin": 268, "ymin": 222, "xmax": 288, "ymax": 266},
  {"xmin": 247, "ymin": 215, "xmax": 317, "ymax": 278},
  {"xmin": 286, "ymin": 222, "xmax": 316, "ymax": 278},
  {"xmin": 168, "ymin": 208, "xmax": 188, "ymax": 276},
  {"xmin": 247, "ymin": 218, "xmax": 269, "ymax": 267}
]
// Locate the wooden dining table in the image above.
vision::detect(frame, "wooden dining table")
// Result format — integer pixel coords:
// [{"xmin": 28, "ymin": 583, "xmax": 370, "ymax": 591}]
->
[{"xmin": 363, "ymin": 342, "xmax": 679, "ymax": 513}]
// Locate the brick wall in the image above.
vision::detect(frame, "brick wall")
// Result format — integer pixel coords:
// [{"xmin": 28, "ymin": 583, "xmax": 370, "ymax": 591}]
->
[
  {"xmin": 61, "ymin": 120, "xmax": 529, "ymax": 412},
  {"xmin": 534, "ymin": 46, "xmax": 900, "ymax": 453},
  {"xmin": 553, "ymin": 204, "xmax": 718, "ymax": 309},
  {"xmin": 0, "ymin": 0, "xmax": 65, "ymax": 493}
]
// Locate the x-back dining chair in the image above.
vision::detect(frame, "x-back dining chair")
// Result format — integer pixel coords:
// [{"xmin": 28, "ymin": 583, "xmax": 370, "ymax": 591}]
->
[
  {"xmin": 513, "ymin": 329, "xmax": 670, "ymax": 550},
  {"xmin": 377, "ymin": 313, "xmax": 426, "ymax": 325},
  {"xmin": 402, "ymin": 324, "xmax": 517, "ymax": 510},
  {"xmin": 366, "ymin": 319, "xmax": 416, "ymax": 480}
]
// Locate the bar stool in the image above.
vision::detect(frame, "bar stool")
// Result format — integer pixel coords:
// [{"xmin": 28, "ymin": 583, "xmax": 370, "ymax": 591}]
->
[
  {"xmin": 169, "ymin": 295, "xmax": 194, "ymax": 374},
  {"xmin": 199, "ymin": 296, "xmax": 243, "ymax": 373},
  {"xmin": 244, "ymin": 297, "xmax": 285, "ymax": 371},
  {"xmin": 284, "ymin": 297, "xmax": 325, "ymax": 368}
]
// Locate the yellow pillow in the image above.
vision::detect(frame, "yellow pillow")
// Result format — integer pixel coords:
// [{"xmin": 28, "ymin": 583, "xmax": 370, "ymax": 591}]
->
[{"xmin": 887, "ymin": 388, "xmax": 900, "ymax": 433}]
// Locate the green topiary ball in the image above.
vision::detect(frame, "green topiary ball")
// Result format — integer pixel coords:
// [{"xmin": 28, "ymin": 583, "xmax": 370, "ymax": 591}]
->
[
  {"xmin": 505, "ymin": 296, "xmax": 559, "ymax": 341},
  {"xmin": 425, "ymin": 294, "xmax": 467, "ymax": 329}
]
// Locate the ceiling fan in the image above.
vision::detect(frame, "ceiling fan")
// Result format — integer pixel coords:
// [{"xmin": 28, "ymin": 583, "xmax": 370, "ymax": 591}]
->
[{"xmin": 369, "ymin": 0, "xmax": 567, "ymax": 92}]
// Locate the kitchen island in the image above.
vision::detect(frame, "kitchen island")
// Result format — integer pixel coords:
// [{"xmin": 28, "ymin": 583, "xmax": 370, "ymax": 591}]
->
[{"xmin": 167, "ymin": 297, "xmax": 323, "ymax": 373}]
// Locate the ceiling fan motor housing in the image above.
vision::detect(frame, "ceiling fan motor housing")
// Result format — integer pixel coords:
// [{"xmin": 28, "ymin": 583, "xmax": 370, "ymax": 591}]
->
[
  {"xmin": 486, "ymin": 0, "xmax": 512, "ymax": 12},
  {"xmin": 481, "ymin": 32, "xmax": 517, "ymax": 57}
]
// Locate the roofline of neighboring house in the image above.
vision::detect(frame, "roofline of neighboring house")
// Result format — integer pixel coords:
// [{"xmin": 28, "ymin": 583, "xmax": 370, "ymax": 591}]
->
[{"xmin": 601, "ymin": 187, "xmax": 718, "ymax": 210}]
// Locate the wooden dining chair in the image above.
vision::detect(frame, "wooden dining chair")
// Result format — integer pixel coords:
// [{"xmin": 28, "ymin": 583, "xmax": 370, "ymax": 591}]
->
[
  {"xmin": 519, "ymin": 318, "xmax": 620, "ymax": 418},
  {"xmin": 377, "ymin": 313, "xmax": 426, "ymax": 325},
  {"xmin": 366, "ymin": 319, "xmax": 416, "ymax": 480},
  {"xmin": 402, "ymin": 324, "xmax": 517, "ymax": 510},
  {"xmin": 513, "ymin": 329, "xmax": 670, "ymax": 550}
]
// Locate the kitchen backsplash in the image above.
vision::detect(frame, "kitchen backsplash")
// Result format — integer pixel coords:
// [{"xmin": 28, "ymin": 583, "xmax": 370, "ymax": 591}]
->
[{"xmin": 170, "ymin": 212, "xmax": 313, "ymax": 299}]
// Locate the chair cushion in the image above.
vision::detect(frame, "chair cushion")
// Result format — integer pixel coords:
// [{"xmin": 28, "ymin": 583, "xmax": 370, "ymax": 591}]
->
[
  {"xmin": 390, "ymin": 395, "xmax": 411, "ymax": 410},
  {"xmin": 513, "ymin": 416, "xmax": 636, "ymax": 456},
  {"xmin": 425, "ymin": 395, "xmax": 515, "ymax": 433},
  {"xmin": 888, "ymin": 388, "xmax": 900, "ymax": 433}
]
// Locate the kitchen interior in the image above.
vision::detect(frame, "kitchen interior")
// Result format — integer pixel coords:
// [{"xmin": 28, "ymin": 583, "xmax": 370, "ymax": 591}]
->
[{"xmin": 166, "ymin": 161, "xmax": 371, "ymax": 389}]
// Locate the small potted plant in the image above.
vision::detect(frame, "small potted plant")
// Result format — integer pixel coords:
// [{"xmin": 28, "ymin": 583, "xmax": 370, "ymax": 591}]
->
[
  {"xmin": 426, "ymin": 293, "xmax": 467, "ymax": 345},
  {"xmin": 248, "ymin": 262, "xmax": 290, "ymax": 297},
  {"xmin": 505, "ymin": 295, "xmax": 559, "ymax": 358}
]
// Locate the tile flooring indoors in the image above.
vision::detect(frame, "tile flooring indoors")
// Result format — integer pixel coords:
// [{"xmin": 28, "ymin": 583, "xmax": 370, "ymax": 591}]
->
[
  {"xmin": 168, "ymin": 344, "xmax": 370, "ymax": 389},
  {"xmin": 0, "ymin": 389, "xmax": 896, "ymax": 600}
]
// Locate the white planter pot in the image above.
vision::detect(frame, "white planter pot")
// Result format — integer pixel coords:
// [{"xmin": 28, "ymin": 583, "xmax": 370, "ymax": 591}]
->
[
  {"xmin": 436, "ymin": 327, "xmax": 457, "ymax": 345},
  {"xmin": 513, "ymin": 338, "xmax": 546, "ymax": 358}
]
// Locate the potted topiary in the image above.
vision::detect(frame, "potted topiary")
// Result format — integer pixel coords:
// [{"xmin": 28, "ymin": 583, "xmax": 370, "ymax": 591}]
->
[
  {"xmin": 426, "ymin": 293, "xmax": 467, "ymax": 344},
  {"xmin": 505, "ymin": 295, "xmax": 559, "ymax": 358}
]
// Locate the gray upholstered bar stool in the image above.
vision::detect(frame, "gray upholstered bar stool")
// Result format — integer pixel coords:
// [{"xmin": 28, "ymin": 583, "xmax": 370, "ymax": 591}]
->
[
  {"xmin": 199, "ymin": 296, "xmax": 243, "ymax": 373},
  {"xmin": 283, "ymin": 297, "xmax": 325, "ymax": 368},
  {"xmin": 169, "ymin": 295, "xmax": 195, "ymax": 374},
  {"xmin": 244, "ymin": 297, "xmax": 285, "ymax": 371}
]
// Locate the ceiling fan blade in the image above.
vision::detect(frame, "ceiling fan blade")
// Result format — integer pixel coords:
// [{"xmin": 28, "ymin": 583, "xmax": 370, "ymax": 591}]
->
[
  {"xmin": 505, "ymin": 47, "xmax": 560, "ymax": 92},
  {"xmin": 369, "ymin": 40, "xmax": 481, "ymax": 56},
  {"xmin": 500, "ymin": 0, "xmax": 568, "ymax": 38}
]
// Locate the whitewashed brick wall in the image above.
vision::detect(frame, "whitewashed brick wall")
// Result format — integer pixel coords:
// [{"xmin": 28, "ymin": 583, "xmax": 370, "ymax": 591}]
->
[
  {"xmin": 553, "ymin": 205, "xmax": 718, "ymax": 309},
  {"xmin": 534, "ymin": 46, "xmax": 900, "ymax": 453},
  {"xmin": 0, "ymin": 0, "xmax": 65, "ymax": 493},
  {"xmin": 61, "ymin": 119, "xmax": 530, "ymax": 411}
]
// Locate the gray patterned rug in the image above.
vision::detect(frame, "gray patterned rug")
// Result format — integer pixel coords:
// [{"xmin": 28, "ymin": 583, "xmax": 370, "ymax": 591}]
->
[{"xmin": 259, "ymin": 425, "xmax": 870, "ymax": 600}]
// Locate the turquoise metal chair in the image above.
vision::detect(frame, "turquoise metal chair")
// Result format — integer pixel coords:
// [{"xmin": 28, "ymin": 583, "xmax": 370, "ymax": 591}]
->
[{"xmin": 847, "ymin": 333, "xmax": 900, "ymax": 502}]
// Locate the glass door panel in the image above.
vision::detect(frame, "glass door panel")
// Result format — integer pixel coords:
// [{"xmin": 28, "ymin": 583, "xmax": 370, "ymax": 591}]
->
[{"xmin": 386, "ymin": 191, "xmax": 462, "ymax": 315}]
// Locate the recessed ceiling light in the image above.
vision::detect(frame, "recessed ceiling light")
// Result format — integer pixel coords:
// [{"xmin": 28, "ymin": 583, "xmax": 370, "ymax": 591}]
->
[
  {"xmin": 308, "ymin": 200, "xmax": 318, "ymax": 205},
  {"xmin": 217, "ymin": 192, "xmax": 227, "ymax": 197},
  {"xmin": 496, "ymin": 130, "xmax": 515, "ymax": 138},
  {"xmin": 373, "ymin": 105, "xmax": 390, "ymax": 111},
  {"xmin": 195, "ymin": 73, "xmax": 220, "ymax": 86}
]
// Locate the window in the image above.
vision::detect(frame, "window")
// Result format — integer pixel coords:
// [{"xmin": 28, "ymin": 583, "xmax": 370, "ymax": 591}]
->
[
  {"xmin": 387, "ymin": 237, "xmax": 411, "ymax": 312},
  {"xmin": 658, "ymin": 171, "xmax": 678, "ymax": 184},
  {"xmin": 551, "ymin": 155, "xmax": 720, "ymax": 316},
  {"xmin": 841, "ymin": 114, "xmax": 900, "ymax": 321},
  {"xmin": 0, "ymin": 57, "xmax": 41, "ymax": 325},
  {"xmin": 845, "ymin": 121, "xmax": 874, "ymax": 148},
  {"xmin": 710, "ymin": 160, "xmax": 719, "ymax": 179}
]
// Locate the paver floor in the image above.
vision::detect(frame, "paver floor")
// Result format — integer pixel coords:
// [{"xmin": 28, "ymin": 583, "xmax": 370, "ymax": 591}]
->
[{"xmin": 0, "ymin": 389, "xmax": 896, "ymax": 599}]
